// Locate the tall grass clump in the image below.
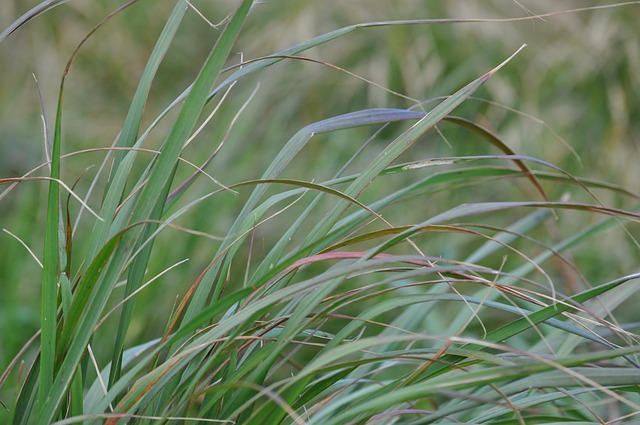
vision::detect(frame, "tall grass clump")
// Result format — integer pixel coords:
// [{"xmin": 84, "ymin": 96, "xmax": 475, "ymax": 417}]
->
[{"xmin": 1, "ymin": 1, "xmax": 640, "ymax": 424}]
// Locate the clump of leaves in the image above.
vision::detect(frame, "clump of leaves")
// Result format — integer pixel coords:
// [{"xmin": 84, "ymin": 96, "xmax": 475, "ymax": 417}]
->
[{"xmin": 1, "ymin": 1, "xmax": 640, "ymax": 424}]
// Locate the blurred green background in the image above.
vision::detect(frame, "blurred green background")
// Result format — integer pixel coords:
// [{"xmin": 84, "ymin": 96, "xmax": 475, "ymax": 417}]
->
[{"xmin": 1, "ymin": 0, "xmax": 639, "ymax": 369}]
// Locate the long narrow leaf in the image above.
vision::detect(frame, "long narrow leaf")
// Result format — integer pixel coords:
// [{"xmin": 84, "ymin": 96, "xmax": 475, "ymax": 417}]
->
[{"xmin": 38, "ymin": 68, "xmax": 63, "ymax": 417}]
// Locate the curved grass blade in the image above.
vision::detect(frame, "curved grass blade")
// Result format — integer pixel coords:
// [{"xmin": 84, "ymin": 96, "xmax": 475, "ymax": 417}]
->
[
  {"xmin": 444, "ymin": 115, "xmax": 548, "ymax": 201},
  {"xmin": 0, "ymin": 0, "xmax": 70, "ymax": 42}
]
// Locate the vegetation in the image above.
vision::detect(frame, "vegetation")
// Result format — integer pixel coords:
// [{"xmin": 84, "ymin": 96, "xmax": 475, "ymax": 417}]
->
[{"xmin": 1, "ymin": 1, "xmax": 639, "ymax": 423}]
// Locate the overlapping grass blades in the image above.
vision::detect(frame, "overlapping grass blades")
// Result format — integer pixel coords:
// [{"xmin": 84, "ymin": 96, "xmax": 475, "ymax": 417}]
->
[{"xmin": 2, "ymin": 1, "xmax": 640, "ymax": 424}]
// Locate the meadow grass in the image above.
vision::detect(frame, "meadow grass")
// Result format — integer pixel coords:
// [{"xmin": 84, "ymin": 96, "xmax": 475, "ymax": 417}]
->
[{"xmin": 1, "ymin": 1, "xmax": 640, "ymax": 424}]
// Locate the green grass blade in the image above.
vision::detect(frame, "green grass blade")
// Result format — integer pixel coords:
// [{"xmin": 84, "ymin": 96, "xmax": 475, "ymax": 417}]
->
[
  {"xmin": 105, "ymin": 211, "xmax": 161, "ymax": 393},
  {"xmin": 464, "ymin": 208, "xmax": 553, "ymax": 263},
  {"xmin": 84, "ymin": 2, "xmax": 189, "ymax": 264},
  {"xmin": 11, "ymin": 356, "xmax": 40, "ymax": 424},
  {"xmin": 127, "ymin": 0, "xmax": 252, "ymax": 229},
  {"xmin": 37, "ymin": 231, "xmax": 124, "ymax": 424},
  {"xmin": 38, "ymin": 80, "xmax": 63, "ymax": 416},
  {"xmin": 372, "ymin": 200, "xmax": 640, "ymax": 257},
  {"xmin": 106, "ymin": 2, "xmax": 188, "ymax": 185},
  {"xmin": 56, "ymin": 231, "xmax": 124, "ymax": 357}
]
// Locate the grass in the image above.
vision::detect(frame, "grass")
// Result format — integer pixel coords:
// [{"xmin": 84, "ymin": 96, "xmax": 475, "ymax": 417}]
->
[{"xmin": 1, "ymin": 1, "xmax": 640, "ymax": 424}]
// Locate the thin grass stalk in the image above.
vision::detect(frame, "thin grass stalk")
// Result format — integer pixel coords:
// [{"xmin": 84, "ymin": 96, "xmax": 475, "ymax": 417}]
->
[
  {"xmin": 38, "ymin": 122, "xmax": 60, "ymax": 417},
  {"xmin": 38, "ymin": 52, "xmax": 65, "ymax": 421}
]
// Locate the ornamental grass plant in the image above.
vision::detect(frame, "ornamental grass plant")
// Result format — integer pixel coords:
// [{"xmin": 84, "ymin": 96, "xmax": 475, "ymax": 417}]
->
[{"xmin": 1, "ymin": 1, "xmax": 640, "ymax": 424}]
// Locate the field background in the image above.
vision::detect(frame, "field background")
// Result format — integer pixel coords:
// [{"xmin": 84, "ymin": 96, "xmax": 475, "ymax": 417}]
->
[{"xmin": 1, "ymin": 1, "xmax": 639, "ymax": 421}]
